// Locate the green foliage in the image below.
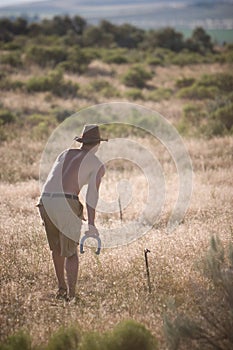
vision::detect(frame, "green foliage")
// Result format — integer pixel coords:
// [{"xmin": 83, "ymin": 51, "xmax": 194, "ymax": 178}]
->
[
  {"xmin": 59, "ymin": 46, "xmax": 94, "ymax": 73},
  {"xmin": 26, "ymin": 70, "xmax": 79, "ymax": 98},
  {"xmin": 80, "ymin": 79, "xmax": 120, "ymax": 98},
  {"xmin": 26, "ymin": 45, "xmax": 67, "ymax": 68},
  {"xmin": 46, "ymin": 326, "xmax": 80, "ymax": 350},
  {"xmin": 0, "ymin": 330, "xmax": 31, "ymax": 350},
  {"xmin": 125, "ymin": 88, "xmax": 144, "ymax": 100},
  {"xmin": 178, "ymin": 95, "xmax": 233, "ymax": 137},
  {"xmin": 177, "ymin": 84, "xmax": 218, "ymax": 99},
  {"xmin": 108, "ymin": 320, "xmax": 157, "ymax": 350},
  {"xmin": 177, "ymin": 103, "xmax": 206, "ymax": 136},
  {"xmin": 211, "ymin": 101, "xmax": 233, "ymax": 131},
  {"xmin": 0, "ymin": 110, "xmax": 16, "ymax": 125},
  {"xmin": 0, "ymin": 320, "xmax": 157, "ymax": 350},
  {"xmin": 198, "ymin": 72, "xmax": 233, "ymax": 92},
  {"xmin": 143, "ymin": 27, "xmax": 184, "ymax": 52},
  {"xmin": 54, "ymin": 109, "xmax": 75, "ymax": 123},
  {"xmin": 0, "ymin": 78, "xmax": 24, "ymax": 91},
  {"xmin": 1, "ymin": 51, "xmax": 22, "ymax": 67},
  {"xmin": 175, "ymin": 77, "xmax": 195, "ymax": 88},
  {"xmin": 146, "ymin": 87, "xmax": 172, "ymax": 102},
  {"xmin": 102, "ymin": 49, "xmax": 129, "ymax": 64},
  {"xmin": 191, "ymin": 26, "xmax": 213, "ymax": 53},
  {"xmin": 164, "ymin": 235, "xmax": 233, "ymax": 350},
  {"xmin": 24, "ymin": 114, "xmax": 57, "ymax": 139},
  {"xmin": 122, "ymin": 65, "xmax": 153, "ymax": 88},
  {"xmin": 78, "ymin": 332, "xmax": 107, "ymax": 350},
  {"xmin": 171, "ymin": 50, "xmax": 208, "ymax": 66}
]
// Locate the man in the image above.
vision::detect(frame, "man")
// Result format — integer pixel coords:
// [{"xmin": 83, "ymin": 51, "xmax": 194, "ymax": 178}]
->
[{"xmin": 37, "ymin": 124, "xmax": 107, "ymax": 301}]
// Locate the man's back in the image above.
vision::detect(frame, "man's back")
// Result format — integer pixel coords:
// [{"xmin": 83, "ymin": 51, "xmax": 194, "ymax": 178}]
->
[{"xmin": 42, "ymin": 148, "xmax": 104, "ymax": 195}]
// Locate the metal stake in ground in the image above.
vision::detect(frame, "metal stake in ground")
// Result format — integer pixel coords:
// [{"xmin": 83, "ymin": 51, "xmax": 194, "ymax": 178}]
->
[
  {"xmin": 144, "ymin": 248, "xmax": 152, "ymax": 293},
  {"xmin": 118, "ymin": 196, "xmax": 123, "ymax": 223}
]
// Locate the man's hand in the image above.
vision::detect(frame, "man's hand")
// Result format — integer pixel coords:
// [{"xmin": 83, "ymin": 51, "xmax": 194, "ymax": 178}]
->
[{"xmin": 85, "ymin": 224, "xmax": 99, "ymax": 237}]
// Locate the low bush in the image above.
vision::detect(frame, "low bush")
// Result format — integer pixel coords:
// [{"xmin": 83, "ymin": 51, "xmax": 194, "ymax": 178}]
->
[
  {"xmin": 0, "ymin": 110, "xmax": 16, "ymax": 125},
  {"xmin": 0, "ymin": 51, "xmax": 22, "ymax": 67},
  {"xmin": 81, "ymin": 79, "xmax": 120, "ymax": 98},
  {"xmin": 211, "ymin": 101, "xmax": 233, "ymax": 131},
  {"xmin": 0, "ymin": 320, "xmax": 157, "ymax": 350},
  {"xmin": 108, "ymin": 320, "xmax": 157, "ymax": 350},
  {"xmin": 164, "ymin": 235, "xmax": 233, "ymax": 350},
  {"xmin": 102, "ymin": 50, "xmax": 129, "ymax": 64},
  {"xmin": 46, "ymin": 326, "xmax": 80, "ymax": 350},
  {"xmin": 0, "ymin": 78, "xmax": 24, "ymax": 91},
  {"xmin": 26, "ymin": 70, "xmax": 79, "ymax": 98},
  {"xmin": 0, "ymin": 330, "xmax": 31, "ymax": 350},
  {"xmin": 122, "ymin": 64, "xmax": 153, "ymax": 88},
  {"xmin": 177, "ymin": 84, "xmax": 218, "ymax": 100},
  {"xmin": 175, "ymin": 77, "xmax": 195, "ymax": 88},
  {"xmin": 198, "ymin": 72, "xmax": 233, "ymax": 93},
  {"xmin": 177, "ymin": 73, "xmax": 233, "ymax": 100},
  {"xmin": 125, "ymin": 88, "xmax": 144, "ymax": 100},
  {"xmin": 59, "ymin": 46, "xmax": 94, "ymax": 73},
  {"xmin": 171, "ymin": 50, "xmax": 211, "ymax": 66},
  {"xmin": 146, "ymin": 87, "xmax": 172, "ymax": 102},
  {"xmin": 26, "ymin": 45, "xmax": 67, "ymax": 68}
]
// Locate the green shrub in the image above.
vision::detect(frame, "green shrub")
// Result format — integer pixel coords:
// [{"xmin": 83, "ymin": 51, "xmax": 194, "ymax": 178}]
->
[
  {"xmin": 198, "ymin": 73, "xmax": 233, "ymax": 93},
  {"xmin": 122, "ymin": 65, "xmax": 153, "ymax": 88},
  {"xmin": 164, "ymin": 235, "xmax": 233, "ymax": 350},
  {"xmin": 26, "ymin": 114, "xmax": 54, "ymax": 127},
  {"xmin": 147, "ymin": 56, "xmax": 163, "ymax": 66},
  {"xmin": 79, "ymin": 320, "xmax": 157, "ymax": 350},
  {"xmin": 23, "ymin": 113, "xmax": 57, "ymax": 139},
  {"xmin": 0, "ymin": 78, "xmax": 24, "ymax": 91},
  {"xmin": 182, "ymin": 104, "xmax": 205, "ymax": 126},
  {"xmin": 78, "ymin": 332, "xmax": 107, "ymax": 350},
  {"xmin": 125, "ymin": 88, "xmax": 144, "ymax": 100},
  {"xmin": 59, "ymin": 46, "xmax": 93, "ymax": 73},
  {"xmin": 146, "ymin": 87, "xmax": 172, "ymax": 102},
  {"xmin": 102, "ymin": 50, "xmax": 128, "ymax": 64},
  {"xmin": 109, "ymin": 320, "xmax": 157, "ymax": 350},
  {"xmin": 0, "ymin": 110, "xmax": 16, "ymax": 124},
  {"xmin": 0, "ymin": 51, "xmax": 22, "ymax": 67},
  {"xmin": 211, "ymin": 102, "xmax": 233, "ymax": 131},
  {"xmin": 26, "ymin": 45, "xmax": 67, "ymax": 68},
  {"xmin": 82, "ymin": 79, "xmax": 120, "ymax": 98},
  {"xmin": 177, "ymin": 84, "xmax": 218, "ymax": 99},
  {"xmin": 46, "ymin": 326, "xmax": 80, "ymax": 350},
  {"xmin": 54, "ymin": 109, "xmax": 75, "ymax": 122},
  {"xmin": 171, "ymin": 50, "xmax": 209, "ymax": 66},
  {"xmin": 26, "ymin": 70, "xmax": 78, "ymax": 98},
  {"xmin": 0, "ymin": 330, "xmax": 32, "ymax": 350},
  {"xmin": 177, "ymin": 104, "xmax": 207, "ymax": 136},
  {"xmin": 175, "ymin": 77, "xmax": 195, "ymax": 88}
]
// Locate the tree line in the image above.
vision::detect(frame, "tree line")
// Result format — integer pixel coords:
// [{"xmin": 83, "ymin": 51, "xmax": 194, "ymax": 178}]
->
[{"xmin": 0, "ymin": 15, "xmax": 213, "ymax": 53}]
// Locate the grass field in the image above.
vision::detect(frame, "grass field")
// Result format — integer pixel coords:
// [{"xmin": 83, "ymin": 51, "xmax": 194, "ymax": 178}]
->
[
  {"xmin": 0, "ymin": 132, "xmax": 232, "ymax": 348},
  {"xmin": 0, "ymin": 29, "xmax": 233, "ymax": 347}
]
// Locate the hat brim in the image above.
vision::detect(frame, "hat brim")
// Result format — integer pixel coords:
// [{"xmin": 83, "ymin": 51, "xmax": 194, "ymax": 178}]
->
[{"xmin": 74, "ymin": 136, "xmax": 108, "ymax": 143}]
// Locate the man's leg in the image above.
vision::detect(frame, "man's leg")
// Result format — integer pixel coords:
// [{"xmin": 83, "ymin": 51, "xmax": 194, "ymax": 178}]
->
[
  {"xmin": 52, "ymin": 251, "xmax": 67, "ymax": 292},
  {"xmin": 66, "ymin": 253, "xmax": 79, "ymax": 299}
]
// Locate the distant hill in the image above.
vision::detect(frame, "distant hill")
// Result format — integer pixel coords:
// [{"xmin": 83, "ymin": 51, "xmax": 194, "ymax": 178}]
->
[{"xmin": 0, "ymin": 0, "xmax": 233, "ymax": 30}]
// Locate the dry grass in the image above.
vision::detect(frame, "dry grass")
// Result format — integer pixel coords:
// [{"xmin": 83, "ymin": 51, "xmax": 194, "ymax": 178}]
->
[
  {"xmin": 0, "ymin": 133, "xmax": 232, "ymax": 348},
  {"xmin": 1, "ymin": 57, "xmax": 232, "ymax": 347}
]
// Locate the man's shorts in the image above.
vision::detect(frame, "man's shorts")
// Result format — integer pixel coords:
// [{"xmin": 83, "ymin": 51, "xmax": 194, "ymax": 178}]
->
[{"xmin": 38, "ymin": 196, "xmax": 83, "ymax": 257}]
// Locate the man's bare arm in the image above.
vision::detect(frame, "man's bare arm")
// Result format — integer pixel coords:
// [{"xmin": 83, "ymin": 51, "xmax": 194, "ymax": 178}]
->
[{"xmin": 86, "ymin": 164, "xmax": 105, "ymax": 233}]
